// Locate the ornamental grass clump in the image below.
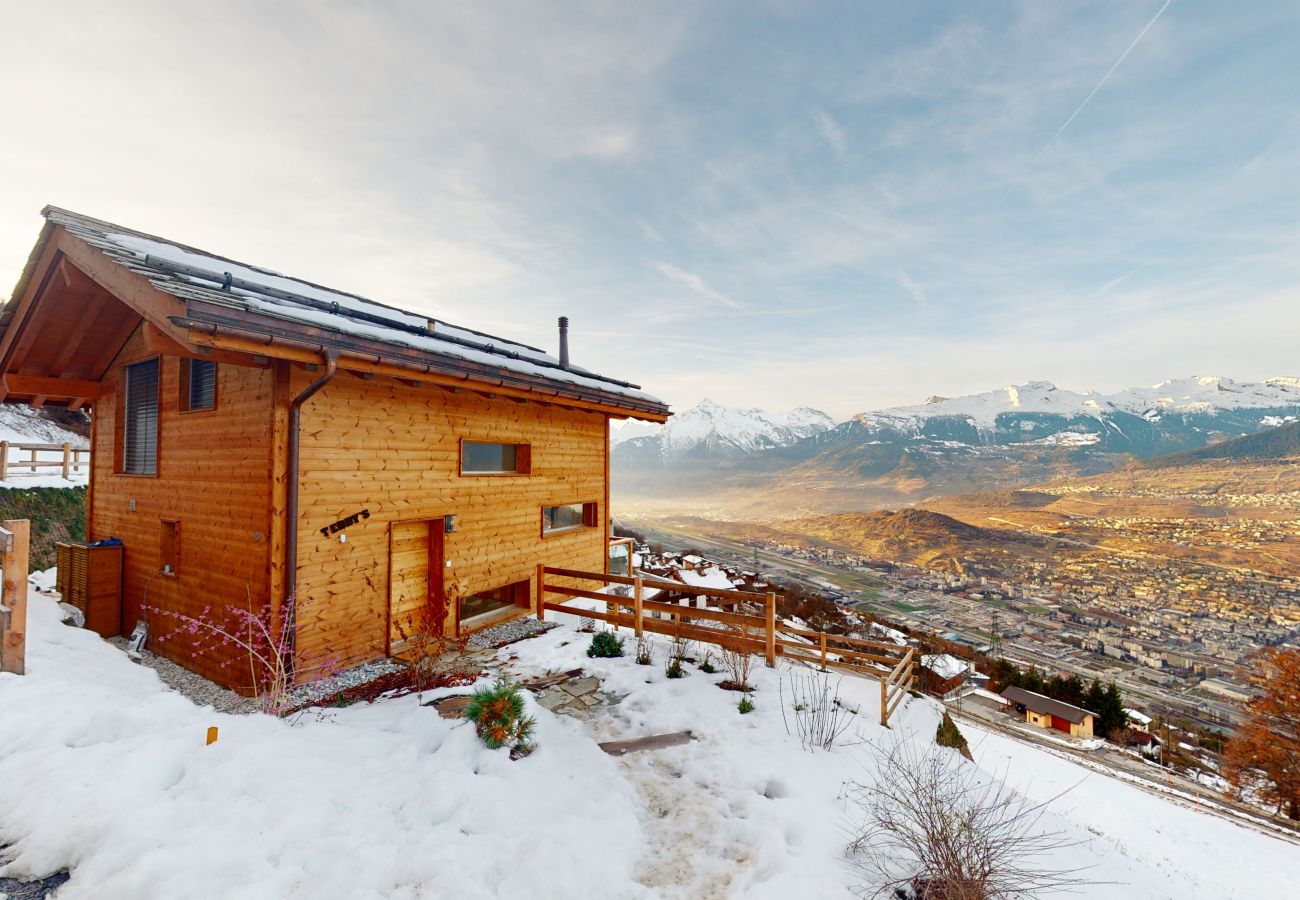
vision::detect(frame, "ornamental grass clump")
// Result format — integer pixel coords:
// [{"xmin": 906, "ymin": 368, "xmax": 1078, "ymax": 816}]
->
[
  {"xmin": 464, "ymin": 680, "xmax": 536, "ymax": 757},
  {"xmin": 587, "ymin": 630, "xmax": 625, "ymax": 658}
]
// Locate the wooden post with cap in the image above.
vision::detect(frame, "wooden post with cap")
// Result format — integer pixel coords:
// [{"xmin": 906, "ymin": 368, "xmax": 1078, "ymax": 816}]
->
[{"xmin": 0, "ymin": 519, "xmax": 30, "ymax": 676}]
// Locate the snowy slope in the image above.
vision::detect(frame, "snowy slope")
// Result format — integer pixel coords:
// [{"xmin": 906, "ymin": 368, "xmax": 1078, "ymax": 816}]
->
[
  {"xmin": 612, "ymin": 398, "xmax": 835, "ymax": 461},
  {"xmin": 0, "ymin": 407, "xmax": 88, "ymax": 488},
  {"xmin": 4, "ymin": 588, "xmax": 1298, "ymax": 898},
  {"xmin": 0, "ymin": 407, "xmax": 88, "ymax": 448}
]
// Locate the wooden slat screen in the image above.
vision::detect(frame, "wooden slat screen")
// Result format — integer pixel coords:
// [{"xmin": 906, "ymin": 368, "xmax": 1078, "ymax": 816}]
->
[
  {"xmin": 187, "ymin": 359, "xmax": 216, "ymax": 410},
  {"xmin": 123, "ymin": 358, "xmax": 159, "ymax": 475}
]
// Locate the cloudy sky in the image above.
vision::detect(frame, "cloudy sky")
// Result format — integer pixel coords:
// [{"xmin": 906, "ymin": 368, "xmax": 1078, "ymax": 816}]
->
[{"xmin": 1, "ymin": 1, "xmax": 1297, "ymax": 419}]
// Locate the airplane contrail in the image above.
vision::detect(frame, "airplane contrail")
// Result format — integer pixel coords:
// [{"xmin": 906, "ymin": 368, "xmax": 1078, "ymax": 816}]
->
[{"xmin": 1056, "ymin": 0, "xmax": 1174, "ymax": 137}]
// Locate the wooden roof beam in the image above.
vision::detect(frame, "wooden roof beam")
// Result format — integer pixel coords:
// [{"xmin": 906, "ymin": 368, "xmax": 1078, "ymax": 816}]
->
[{"xmin": 0, "ymin": 374, "xmax": 104, "ymax": 400}]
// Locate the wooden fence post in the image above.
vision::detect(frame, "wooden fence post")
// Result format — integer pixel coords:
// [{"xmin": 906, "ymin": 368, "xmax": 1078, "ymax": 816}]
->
[
  {"xmin": 0, "ymin": 442, "xmax": 8, "ymax": 482},
  {"xmin": 1, "ymin": 519, "xmax": 30, "ymax": 676},
  {"xmin": 880, "ymin": 676, "xmax": 889, "ymax": 727},
  {"xmin": 819, "ymin": 632, "xmax": 828, "ymax": 671},
  {"xmin": 535, "ymin": 563, "xmax": 546, "ymax": 621},
  {"xmin": 633, "ymin": 576, "xmax": 644, "ymax": 637},
  {"xmin": 61, "ymin": 442, "xmax": 71, "ymax": 480},
  {"xmin": 27, "ymin": 447, "xmax": 35, "ymax": 474},
  {"xmin": 764, "ymin": 591, "xmax": 776, "ymax": 667}
]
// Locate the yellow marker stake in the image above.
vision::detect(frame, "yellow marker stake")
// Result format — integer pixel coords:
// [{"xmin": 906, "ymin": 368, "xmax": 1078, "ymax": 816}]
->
[{"xmin": 206, "ymin": 726, "xmax": 219, "ymax": 746}]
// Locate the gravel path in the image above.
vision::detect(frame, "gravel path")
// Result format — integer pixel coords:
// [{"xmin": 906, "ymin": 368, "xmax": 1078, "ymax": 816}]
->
[
  {"xmin": 466, "ymin": 617, "xmax": 558, "ymax": 649},
  {"xmin": 105, "ymin": 640, "xmax": 405, "ymax": 714},
  {"xmin": 107, "ymin": 637, "xmax": 258, "ymax": 714}
]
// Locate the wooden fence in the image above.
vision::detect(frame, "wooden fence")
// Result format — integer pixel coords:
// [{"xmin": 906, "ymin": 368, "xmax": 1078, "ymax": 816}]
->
[
  {"xmin": 0, "ymin": 519, "xmax": 31, "ymax": 675},
  {"xmin": 536, "ymin": 565, "xmax": 916, "ymax": 726},
  {"xmin": 0, "ymin": 441, "xmax": 89, "ymax": 481}
]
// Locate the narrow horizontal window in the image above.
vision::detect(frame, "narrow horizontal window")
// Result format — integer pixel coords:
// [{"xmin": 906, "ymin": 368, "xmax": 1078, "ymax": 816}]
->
[
  {"xmin": 460, "ymin": 579, "xmax": 530, "ymax": 624},
  {"xmin": 542, "ymin": 501, "xmax": 597, "ymax": 535},
  {"xmin": 182, "ymin": 358, "xmax": 217, "ymax": 411},
  {"xmin": 123, "ymin": 358, "xmax": 159, "ymax": 475},
  {"xmin": 461, "ymin": 440, "xmax": 530, "ymax": 475}
]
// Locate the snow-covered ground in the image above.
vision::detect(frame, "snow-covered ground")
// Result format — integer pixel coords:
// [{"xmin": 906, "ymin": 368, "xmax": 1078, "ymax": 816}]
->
[{"xmin": 2, "ymin": 588, "xmax": 1297, "ymax": 898}]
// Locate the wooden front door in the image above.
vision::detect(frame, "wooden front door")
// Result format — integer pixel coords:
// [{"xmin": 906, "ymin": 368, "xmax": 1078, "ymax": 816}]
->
[{"xmin": 388, "ymin": 519, "xmax": 445, "ymax": 654}]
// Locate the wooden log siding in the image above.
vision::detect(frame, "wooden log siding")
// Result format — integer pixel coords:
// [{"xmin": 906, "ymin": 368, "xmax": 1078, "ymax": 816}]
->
[
  {"xmin": 292, "ymin": 373, "xmax": 608, "ymax": 674},
  {"xmin": 91, "ymin": 331, "xmax": 277, "ymax": 689}
]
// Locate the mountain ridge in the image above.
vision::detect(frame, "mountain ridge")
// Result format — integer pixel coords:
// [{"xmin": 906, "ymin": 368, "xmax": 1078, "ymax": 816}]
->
[{"xmin": 613, "ymin": 375, "xmax": 1300, "ymax": 515}]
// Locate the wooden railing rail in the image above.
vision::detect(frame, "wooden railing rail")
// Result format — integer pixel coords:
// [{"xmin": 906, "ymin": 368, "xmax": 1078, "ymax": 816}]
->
[
  {"xmin": 536, "ymin": 565, "xmax": 918, "ymax": 725},
  {"xmin": 0, "ymin": 441, "xmax": 89, "ymax": 481}
]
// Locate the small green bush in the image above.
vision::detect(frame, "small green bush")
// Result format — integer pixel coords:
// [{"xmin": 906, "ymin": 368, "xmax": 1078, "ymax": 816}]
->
[
  {"xmin": 666, "ymin": 657, "xmax": 685, "ymax": 679},
  {"xmin": 464, "ymin": 680, "xmax": 536, "ymax": 755},
  {"xmin": 587, "ymin": 631, "xmax": 625, "ymax": 658},
  {"xmin": 698, "ymin": 649, "xmax": 717, "ymax": 674},
  {"xmin": 738, "ymin": 696, "xmax": 755, "ymax": 715},
  {"xmin": 634, "ymin": 636, "xmax": 653, "ymax": 666}
]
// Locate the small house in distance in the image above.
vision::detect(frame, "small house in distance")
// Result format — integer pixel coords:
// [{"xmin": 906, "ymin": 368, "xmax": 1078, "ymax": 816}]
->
[
  {"xmin": 0, "ymin": 207, "xmax": 669, "ymax": 691},
  {"xmin": 1000, "ymin": 685, "xmax": 1095, "ymax": 738}
]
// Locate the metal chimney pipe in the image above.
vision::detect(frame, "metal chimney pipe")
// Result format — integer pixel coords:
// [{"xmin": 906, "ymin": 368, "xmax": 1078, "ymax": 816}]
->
[{"xmin": 558, "ymin": 316, "xmax": 570, "ymax": 368}]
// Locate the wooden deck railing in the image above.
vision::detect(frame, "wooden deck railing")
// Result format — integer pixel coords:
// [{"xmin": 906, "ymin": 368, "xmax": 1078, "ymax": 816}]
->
[
  {"xmin": 535, "ymin": 565, "xmax": 917, "ymax": 726},
  {"xmin": 0, "ymin": 441, "xmax": 89, "ymax": 481}
]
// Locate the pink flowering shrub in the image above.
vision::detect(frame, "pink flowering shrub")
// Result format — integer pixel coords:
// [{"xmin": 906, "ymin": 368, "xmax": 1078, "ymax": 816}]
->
[{"xmin": 147, "ymin": 591, "xmax": 340, "ymax": 716}]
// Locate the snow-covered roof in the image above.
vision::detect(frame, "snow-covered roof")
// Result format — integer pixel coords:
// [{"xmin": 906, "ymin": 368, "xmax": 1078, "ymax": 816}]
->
[
  {"xmin": 921, "ymin": 654, "xmax": 970, "ymax": 681},
  {"xmin": 678, "ymin": 566, "xmax": 735, "ymax": 591},
  {"xmin": 32, "ymin": 207, "xmax": 668, "ymax": 419},
  {"xmin": 1124, "ymin": 708, "xmax": 1152, "ymax": 726}
]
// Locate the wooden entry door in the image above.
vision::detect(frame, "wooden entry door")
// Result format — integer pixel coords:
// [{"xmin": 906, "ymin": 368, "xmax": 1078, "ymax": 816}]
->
[{"xmin": 388, "ymin": 519, "xmax": 445, "ymax": 654}]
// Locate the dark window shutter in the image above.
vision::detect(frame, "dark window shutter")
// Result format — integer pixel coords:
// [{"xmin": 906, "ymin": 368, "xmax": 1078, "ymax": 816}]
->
[
  {"xmin": 124, "ymin": 359, "xmax": 159, "ymax": 475},
  {"xmin": 188, "ymin": 359, "xmax": 216, "ymax": 410}
]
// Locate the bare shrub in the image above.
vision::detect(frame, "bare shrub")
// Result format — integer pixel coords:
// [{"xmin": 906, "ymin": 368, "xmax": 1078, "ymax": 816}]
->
[
  {"xmin": 391, "ymin": 582, "xmax": 470, "ymax": 698},
  {"xmin": 779, "ymin": 669, "xmax": 854, "ymax": 751},
  {"xmin": 148, "ymin": 590, "xmax": 340, "ymax": 717},
  {"xmin": 718, "ymin": 622, "xmax": 757, "ymax": 691},
  {"xmin": 847, "ymin": 742, "xmax": 1087, "ymax": 899}
]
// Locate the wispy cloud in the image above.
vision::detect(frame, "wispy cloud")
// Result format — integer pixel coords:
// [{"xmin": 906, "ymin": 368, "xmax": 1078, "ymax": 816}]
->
[
  {"xmin": 896, "ymin": 268, "xmax": 928, "ymax": 307},
  {"xmin": 812, "ymin": 108, "xmax": 847, "ymax": 156},
  {"xmin": 651, "ymin": 261, "xmax": 743, "ymax": 309}
]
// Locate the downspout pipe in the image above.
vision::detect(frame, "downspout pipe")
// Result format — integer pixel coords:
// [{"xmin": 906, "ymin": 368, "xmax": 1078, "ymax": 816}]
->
[{"xmin": 284, "ymin": 351, "xmax": 338, "ymax": 679}]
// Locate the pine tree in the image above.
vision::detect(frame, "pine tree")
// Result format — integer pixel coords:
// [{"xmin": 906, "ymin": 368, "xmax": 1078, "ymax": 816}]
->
[{"xmin": 1094, "ymin": 683, "xmax": 1127, "ymax": 739}]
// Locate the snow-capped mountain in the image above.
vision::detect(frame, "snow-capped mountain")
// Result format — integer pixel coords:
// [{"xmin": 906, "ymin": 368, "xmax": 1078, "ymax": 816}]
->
[
  {"xmin": 856, "ymin": 376, "xmax": 1300, "ymax": 434},
  {"xmin": 613, "ymin": 375, "xmax": 1300, "ymax": 513},
  {"xmin": 613, "ymin": 398, "xmax": 835, "ymax": 461},
  {"xmin": 841, "ymin": 375, "xmax": 1300, "ymax": 453}
]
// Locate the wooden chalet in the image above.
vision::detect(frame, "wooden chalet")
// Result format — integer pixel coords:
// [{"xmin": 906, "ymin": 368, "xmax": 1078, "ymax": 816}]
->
[{"xmin": 0, "ymin": 207, "xmax": 669, "ymax": 690}]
